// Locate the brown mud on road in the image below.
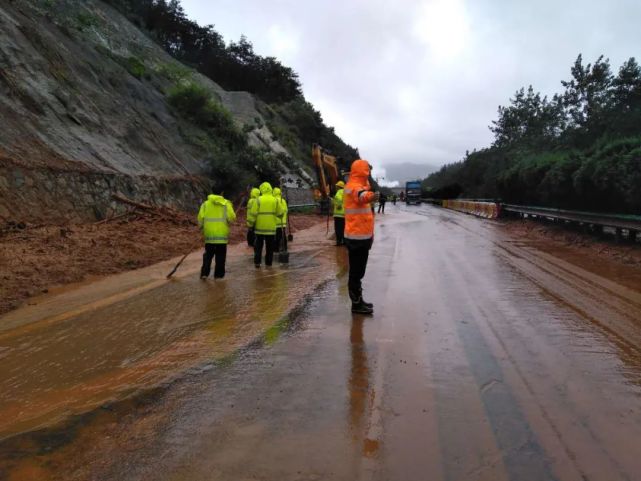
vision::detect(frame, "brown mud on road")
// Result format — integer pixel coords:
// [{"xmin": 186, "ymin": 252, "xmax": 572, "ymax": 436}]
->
[
  {"xmin": 2, "ymin": 205, "xmax": 641, "ymax": 481},
  {"xmin": 0, "ymin": 212, "xmax": 322, "ymax": 316},
  {"xmin": 0, "ymin": 221, "xmax": 332, "ymax": 441},
  {"xmin": 498, "ymin": 216, "xmax": 641, "ymax": 270}
]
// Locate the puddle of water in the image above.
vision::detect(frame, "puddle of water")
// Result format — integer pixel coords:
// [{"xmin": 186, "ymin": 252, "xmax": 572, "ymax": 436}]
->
[{"xmin": 0, "ymin": 248, "xmax": 336, "ymax": 441}]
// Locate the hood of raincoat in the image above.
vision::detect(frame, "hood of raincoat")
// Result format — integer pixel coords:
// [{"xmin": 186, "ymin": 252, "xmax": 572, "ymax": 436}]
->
[
  {"xmin": 250, "ymin": 187, "xmax": 260, "ymax": 199},
  {"xmin": 207, "ymin": 194, "xmax": 226, "ymax": 205},
  {"xmin": 349, "ymin": 159, "xmax": 370, "ymax": 180},
  {"xmin": 273, "ymin": 187, "xmax": 282, "ymax": 198},
  {"xmin": 259, "ymin": 182, "xmax": 273, "ymax": 195}
]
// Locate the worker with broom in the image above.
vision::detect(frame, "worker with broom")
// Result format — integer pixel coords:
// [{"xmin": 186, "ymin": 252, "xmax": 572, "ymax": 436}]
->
[{"xmin": 198, "ymin": 187, "xmax": 237, "ymax": 279}]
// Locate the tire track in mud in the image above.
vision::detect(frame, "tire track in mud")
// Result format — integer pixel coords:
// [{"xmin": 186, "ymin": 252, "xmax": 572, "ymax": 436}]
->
[
  {"xmin": 431, "ymin": 207, "xmax": 641, "ymax": 480},
  {"xmin": 432, "ymin": 241, "xmax": 559, "ymax": 481},
  {"xmin": 424, "ymin": 206, "xmax": 641, "ymax": 354}
]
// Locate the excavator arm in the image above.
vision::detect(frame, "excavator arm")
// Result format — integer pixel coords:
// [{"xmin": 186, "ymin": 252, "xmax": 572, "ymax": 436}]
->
[{"xmin": 312, "ymin": 143, "xmax": 341, "ymax": 214}]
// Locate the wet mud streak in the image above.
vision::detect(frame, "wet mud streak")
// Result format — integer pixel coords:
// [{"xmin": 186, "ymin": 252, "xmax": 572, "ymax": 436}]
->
[{"xmin": 455, "ymin": 317, "xmax": 556, "ymax": 481}]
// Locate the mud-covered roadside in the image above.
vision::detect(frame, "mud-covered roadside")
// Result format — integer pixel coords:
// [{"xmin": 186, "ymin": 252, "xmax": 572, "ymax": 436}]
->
[
  {"xmin": 498, "ymin": 217, "xmax": 641, "ymax": 268},
  {"xmin": 0, "ymin": 212, "xmax": 322, "ymax": 316}
]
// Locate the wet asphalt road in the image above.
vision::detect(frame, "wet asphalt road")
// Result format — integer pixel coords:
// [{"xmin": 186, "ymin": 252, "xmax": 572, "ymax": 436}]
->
[{"xmin": 2, "ymin": 205, "xmax": 641, "ymax": 481}]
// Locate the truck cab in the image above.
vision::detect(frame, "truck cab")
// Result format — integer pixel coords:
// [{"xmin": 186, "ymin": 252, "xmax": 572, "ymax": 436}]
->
[{"xmin": 405, "ymin": 180, "xmax": 422, "ymax": 205}]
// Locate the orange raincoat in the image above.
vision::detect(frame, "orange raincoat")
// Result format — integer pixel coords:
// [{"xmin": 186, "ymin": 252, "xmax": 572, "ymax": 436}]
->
[{"xmin": 344, "ymin": 159, "xmax": 376, "ymax": 240}]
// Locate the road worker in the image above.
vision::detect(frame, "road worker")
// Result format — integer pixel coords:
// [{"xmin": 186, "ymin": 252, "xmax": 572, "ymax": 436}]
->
[
  {"xmin": 273, "ymin": 187, "xmax": 289, "ymax": 253},
  {"xmin": 247, "ymin": 182, "xmax": 283, "ymax": 268},
  {"xmin": 377, "ymin": 192, "xmax": 387, "ymax": 214},
  {"xmin": 333, "ymin": 180, "xmax": 346, "ymax": 246},
  {"xmin": 198, "ymin": 189, "xmax": 237, "ymax": 279},
  {"xmin": 344, "ymin": 160, "xmax": 379, "ymax": 314},
  {"xmin": 246, "ymin": 187, "xmax": 260, "ymax": 247}
]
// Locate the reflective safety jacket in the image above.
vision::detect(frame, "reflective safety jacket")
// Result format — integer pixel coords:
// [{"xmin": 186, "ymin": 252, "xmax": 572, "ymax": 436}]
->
[
  {"xmin": 197, "ymin": 194, "xmax": 237, "ymax": 244},
  {"xmin": 344, "ymin": 160, "xmax": 375, "ymax": 240},
  {"xmin": 247, "ymin": 182, "xmax": 283, "ymax": 235},
  {"xmin": 273, "ymin": 188, "xmax": 288, "ymax": 228},
  {"xmin": 246, "ymin": 187, "xmax": 260, "ymax": 227},
  {"xmin": 333, "ymin": 188, "xmax": 345, "ymax": 218}
]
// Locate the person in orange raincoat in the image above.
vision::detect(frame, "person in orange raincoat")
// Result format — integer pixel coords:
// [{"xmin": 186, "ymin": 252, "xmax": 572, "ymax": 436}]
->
[{"xmin": 343, "ymin": 159, "xmax": 379, "ymax": 314}]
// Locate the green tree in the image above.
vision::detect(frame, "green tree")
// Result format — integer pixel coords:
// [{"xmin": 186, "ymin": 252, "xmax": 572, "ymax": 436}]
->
[
  {"xmin": 490, "ymin": 86, "xmax": 564, "ymax": 149},
  {"xmin": 561, "ymin": 54, "xmax": 613, "ymax": 146}
]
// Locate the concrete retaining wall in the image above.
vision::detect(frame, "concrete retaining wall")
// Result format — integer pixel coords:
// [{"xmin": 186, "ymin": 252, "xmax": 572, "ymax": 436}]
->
[{"xmin": 0, "ymin": 165, "xmax": 207, "ymax": 224}]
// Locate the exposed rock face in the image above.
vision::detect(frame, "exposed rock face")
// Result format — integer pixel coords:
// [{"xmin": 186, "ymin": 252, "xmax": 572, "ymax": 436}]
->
[{"xmin": 0, "ymin": 0, "xmax": 310, "ymax": 223}]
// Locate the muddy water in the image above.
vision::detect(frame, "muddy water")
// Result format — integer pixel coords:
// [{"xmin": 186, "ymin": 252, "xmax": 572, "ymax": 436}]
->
[
  {"xmin": 0, "ymin": 233, "xmax": 336, "ymax": 441},
  {"xmin": 3, "ymin": 208, "xmax": 641, "ymax": 480}
]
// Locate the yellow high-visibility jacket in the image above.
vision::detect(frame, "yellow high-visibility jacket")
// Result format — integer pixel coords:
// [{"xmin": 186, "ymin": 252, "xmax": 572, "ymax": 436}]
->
[
  {"xmin": 333, "ymin": 188, "xmax": 345, "ymax": 218},
  {"xmin": 198, "ymin": 194, "xmax": 236, "ymax": 244},
  {"xmin": 247, "ymin": 182, "xmax": 283, "ymax": 235},
  {"xmin": 246, "ymin": 188, "xmax": 260, "ymax": 227},
  {"xmin": 273, "ymin": 188, "xmax": 288, "ymax": 228}
]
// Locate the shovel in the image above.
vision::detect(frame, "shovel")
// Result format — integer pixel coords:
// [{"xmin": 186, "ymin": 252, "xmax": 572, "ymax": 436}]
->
[
  {"xmin": 287, "ymin": 214, "xmax": 294, "ymax": 242},
  {"xmin": 278, "ymin": 226, "xmax": 290, "ymax": 264}
]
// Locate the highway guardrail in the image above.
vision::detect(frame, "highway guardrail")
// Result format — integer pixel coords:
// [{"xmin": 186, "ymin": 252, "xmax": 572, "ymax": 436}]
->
[
  {"xmin": 502, "ymin": 204, "xmax": 641, "ymax": 236},
  {"xmin": 422, "ymin": 198, "xmax": 641, "ymax": 240}
]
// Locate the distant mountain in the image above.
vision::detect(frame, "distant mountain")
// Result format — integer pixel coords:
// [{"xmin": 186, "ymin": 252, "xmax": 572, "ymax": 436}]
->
[{"xmin": 383, "ymin": 162, "xmax": 439, "ymax": 184}]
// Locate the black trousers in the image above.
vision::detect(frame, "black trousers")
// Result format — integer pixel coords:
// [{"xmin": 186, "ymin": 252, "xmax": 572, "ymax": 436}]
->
[
  {"xmin": 377, "ymin": 202, "xmax": 386, "ymax": 214},
  {"xmin": 275, "ymin": 227, "xmax": 288, "ymax": 252},
  {"xmin": 247, "ymin": 228, "xmax": 255, "ymax": 247},
  {"xmin": 254, "ymin": 234, "xmax": 275, "ymax": 266},
  {"xmin": 334, "ymin": 217, "xmax": 345, "ymax": 245},
  {"xmin": 345, "ymin": 238, "xmax": 373, "ymax": 302},
  {"xmin": 201, "ymin": 243, "xmax": 227, "ymax": 278}
]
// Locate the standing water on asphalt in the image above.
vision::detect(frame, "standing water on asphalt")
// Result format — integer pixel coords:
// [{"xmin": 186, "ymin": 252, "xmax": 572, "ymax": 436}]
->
[{"xmin": 0, "ymin": 240, "xmax": 337, "ymax": 441}]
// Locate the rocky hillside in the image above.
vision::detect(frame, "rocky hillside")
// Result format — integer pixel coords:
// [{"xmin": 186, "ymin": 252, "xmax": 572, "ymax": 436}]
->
[{"xmin": 0, "ymin": 0, "xmax": 345, "ymax": 224}]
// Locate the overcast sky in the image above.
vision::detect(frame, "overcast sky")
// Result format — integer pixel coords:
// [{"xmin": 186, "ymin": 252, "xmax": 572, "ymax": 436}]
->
[{"xmin": 181, "ymin": 0, "xmax": 641, "ymax": 182}]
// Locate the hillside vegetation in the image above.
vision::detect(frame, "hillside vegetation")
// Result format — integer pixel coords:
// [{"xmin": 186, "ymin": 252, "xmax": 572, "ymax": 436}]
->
[
  {"xmin": 424, "ymin": 55, "xmax": 641, "ymax": 213},
  {"xmin": 104, "ymin": 0, "xmax": 359, "ymax": 173},
  {"xmin": 0, "ymin": 0, "xmax": 358, "ymax": 223}
]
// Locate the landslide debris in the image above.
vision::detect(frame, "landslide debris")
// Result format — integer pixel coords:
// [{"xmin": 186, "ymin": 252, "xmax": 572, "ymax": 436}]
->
[{"xmin": 0, "ymin": 210, "xmax": 322, "ymax": 316}]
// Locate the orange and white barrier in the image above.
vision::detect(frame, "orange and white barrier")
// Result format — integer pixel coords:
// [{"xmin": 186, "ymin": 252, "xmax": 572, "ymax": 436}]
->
[{"xmin": 442, "ymin": 200, "xmax": 500, "ymax": 219}]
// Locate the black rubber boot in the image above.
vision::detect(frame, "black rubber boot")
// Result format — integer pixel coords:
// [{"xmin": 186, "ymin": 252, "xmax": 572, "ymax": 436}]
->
[
  {"xmin": 351, "ymin": 288, "xmax": 373, "ymax": 309},
  {"xmin": 349, "ymin": 288, "xmax": 373, "ymax": 313},
  {"xmin": 351, "ymin": 299, "xmax": 374, "ymax": 314}
]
